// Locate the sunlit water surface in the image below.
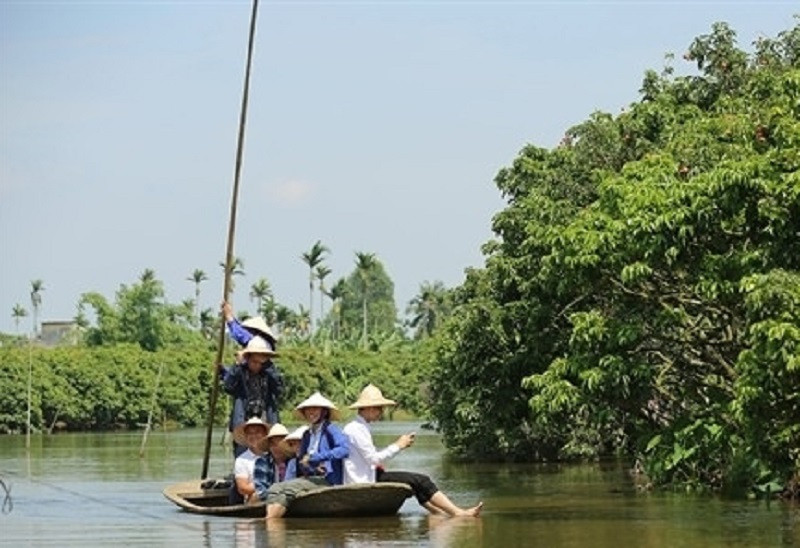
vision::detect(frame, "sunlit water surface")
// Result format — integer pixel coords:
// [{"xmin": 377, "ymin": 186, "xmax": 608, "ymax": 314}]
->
[{"xmin": 0, "ymin": 423, "xmax": 797, "ymax": 547}]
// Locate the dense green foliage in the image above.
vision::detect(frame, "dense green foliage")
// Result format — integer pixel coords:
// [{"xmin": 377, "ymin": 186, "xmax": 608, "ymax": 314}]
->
[
  {"xmin": 0, "ymin": 340, "xmax": 431, "ymax": 434},
  {"xmin": 428, "ymin": 21, "xmax": 799, "ymax": 495},
  {"xmin": 1, "ymin": 255, "xmax": 431, "ymax": 435},
  {"xmin": 77, "ymin": 269, "xmax": 202, "ymax": 350},
  {"xmin": 335, "ymin": 255, "xmax": 400, "ymax": 341}
]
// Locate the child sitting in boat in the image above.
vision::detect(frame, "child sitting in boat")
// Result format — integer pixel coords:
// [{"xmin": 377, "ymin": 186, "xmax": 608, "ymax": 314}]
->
[
  {"xmin": 283, "ymin": 425, "xmax": 308, "ymax": 480},
  {"xmin": 251, "ymin": 423, "xmax": 291, "ymax": 502},
  {"xmin": 232, "ymin": 417, "xmax": 270, "ymax": 505},
  {"xmin": 265, "ymin": 392, "xmax": 349, "ymax": 519},
  {"xmin": 343, "ymin": 384, "xmax": 483, "ymax": 517}
]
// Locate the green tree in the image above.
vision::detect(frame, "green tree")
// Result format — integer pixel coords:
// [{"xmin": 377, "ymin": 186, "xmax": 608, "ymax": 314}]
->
[
  {"xmin": 428, "ymin": 20, "xmax": 800, "ymax": 495},
  {"xmin": 337, "ymin": 253, "xmax": 398, "ymax": 347},
  {"xmin": 316, "ymin": 265, "xmax": 333, "ymax": 330},
  {"xmin": 11, "ymin": 304, "xmax": 27, "ymax": 336},
  {"xmin": 78, "ymin": 270, "xmax": 201, "ymax": 351},
  {"xmin": 355, "ymin": 252, "xmax": 376, "ymax": 347},
  {"xmin": 301, "ymin": 240, "xmax": 329, "ymax": 334},
  {"xmin": 198, "ymin": 307, "xmax": 217, "ymax": 340},
  {"xmin": 327, "ymin": 278, "xmax": 348, "ymax": 340},
  {"xmin": 249, "ymin": 277, "xmax": 273, "ymax": 314},
  {"xmin": 29, "ymin": 279, "xmax": 44, "ymax": 338},
  {"xmin": 186, "ymin": 269, "xmax": 208, "ymax": 320},
  {"xmin": 219, "ymin": 256, "xmax": 246, "ymax": 293},
  {"xmin": 406, "ymin": 281, "xmax": 452, "ymax": 339}
]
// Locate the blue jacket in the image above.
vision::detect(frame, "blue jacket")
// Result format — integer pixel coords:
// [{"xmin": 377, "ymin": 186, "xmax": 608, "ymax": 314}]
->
[
  {"xmin": 227, "ymin": 318, "xmax": 276, "ymax": 349},
  {"xmin": 298, "ymin": 421, "xmax": 349, "ymax": 485},
  {"xmin": 220, "ymin": 362, "xmax": 283, "ymax": 429}
]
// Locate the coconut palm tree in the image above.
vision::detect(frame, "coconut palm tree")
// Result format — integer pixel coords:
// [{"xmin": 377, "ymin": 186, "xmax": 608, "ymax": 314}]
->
[
  {"xmin": 300, "ymin": 240, "xmax": 328, "ymax": 333},
  {"xmin": 315, "ymin": 265, "xmax": 332, "ymax": 328},
  {"xmin": 12, "ymin": 304, "xmax": 28, "ymax": 336},
  {"xmin": 29, "ymin": 279, "xmax": 44, "ymax": 338},
  {"xmin": 354, "ymin": 252, "xmax": 376, "ymax": 348},
  {"xmin": 186, "ymin": 269, "xmax": 208, "ymax": 320}
]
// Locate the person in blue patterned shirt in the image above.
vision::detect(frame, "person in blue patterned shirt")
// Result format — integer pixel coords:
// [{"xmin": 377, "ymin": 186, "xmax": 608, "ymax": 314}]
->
[{"xmin": 252, "ymin": 423, "xmax": 291, "ymax": 502}]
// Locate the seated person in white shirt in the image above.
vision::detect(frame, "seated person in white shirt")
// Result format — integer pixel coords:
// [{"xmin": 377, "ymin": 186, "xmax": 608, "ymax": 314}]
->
[
  {"xmin": 343, "ymin": 384, "xmax": 483, "ymax": 517},
  {"xmin": 232, "ymin": 417, "xmax": 270, "ymax": 504}
]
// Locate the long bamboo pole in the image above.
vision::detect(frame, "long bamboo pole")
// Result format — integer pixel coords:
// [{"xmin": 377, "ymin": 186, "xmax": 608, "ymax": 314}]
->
[
  {"xmin": 139, "ymin": 361, "xmax": 164, "ymax": 458},
  {"xmin": 201, "ymin": 0, "xmax": 260, "ymax": 480},
  {"xmin": 26, "ymin": 335, "xmax": 32, "ymax": 450}
]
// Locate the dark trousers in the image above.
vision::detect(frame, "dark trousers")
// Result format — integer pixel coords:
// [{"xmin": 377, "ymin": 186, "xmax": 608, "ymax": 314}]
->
[{"xmin": 376, "ymin": 469, "xmax": 438, "ymax": 505}]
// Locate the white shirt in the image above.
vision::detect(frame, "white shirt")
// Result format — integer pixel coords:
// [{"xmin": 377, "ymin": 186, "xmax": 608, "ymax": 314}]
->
[
  {"xmin": 343, "ymin": 414, "xmax": 401, "ymax": 484},
  {"xmin": 233, "ymin": 449, "xmax": 258, "ymax": 482}
]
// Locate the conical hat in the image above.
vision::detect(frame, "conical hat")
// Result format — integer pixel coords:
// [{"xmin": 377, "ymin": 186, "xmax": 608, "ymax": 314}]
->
[
  {"xmin": 255, "ymin": 423, "xmax": 290, "ymax": 454},
  {"xmin": 285, "ymin": 425, "xmax": 309, "ymax": 442},
  {"xmin": 349, "ymin": 384, "xmax": 397, "ymax": 409},
  {"xmin": 241, "ymin": 336, "xmax": 278, "ymax": 358},
  {"xmin": 241, "ymin": 317, "xmax": 278, "ymax": 344},
  {"xmin": 232, "ymin": 416, "xmax": 270, "ymax": 447},
  {"xmin": 294, "ymin": 391, "xmax": 341, "ymax": 421}
]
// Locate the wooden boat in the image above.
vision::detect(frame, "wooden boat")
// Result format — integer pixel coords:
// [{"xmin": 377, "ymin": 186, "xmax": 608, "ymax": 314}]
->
[{"xmin": 163, "ymin": 479, "xmax": 413, "ymax": 518}]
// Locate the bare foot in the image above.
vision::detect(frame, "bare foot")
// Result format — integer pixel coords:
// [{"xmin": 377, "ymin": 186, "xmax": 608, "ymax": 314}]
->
[{"xmin": 456, "ymin": 501, "xmax": 483, "ymax": 517}]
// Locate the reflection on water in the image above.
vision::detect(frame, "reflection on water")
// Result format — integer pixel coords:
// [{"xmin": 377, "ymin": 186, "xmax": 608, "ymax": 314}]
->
[{"xmin": 0, "ymin": 424, "xmax": 798, "ymax": 547}]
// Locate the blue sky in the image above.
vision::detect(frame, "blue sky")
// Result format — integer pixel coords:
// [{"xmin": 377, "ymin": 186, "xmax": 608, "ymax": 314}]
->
[{"xmin": 1, "ymin": 1, "xmax": 796, "ymax": 335}]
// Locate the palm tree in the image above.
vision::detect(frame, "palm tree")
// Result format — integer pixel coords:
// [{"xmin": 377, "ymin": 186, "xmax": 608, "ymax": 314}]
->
[
  {"xmin": 179, "ymin": 298, "xmax": 197, "ymax": 327},
  {"xmin": 354, "ymin": 252, "xmax": 376, "ymax": 348},
  {"xmin": 249, "ymin": 277, "xmax": 273, "ymax": 314},
  {"xmin": 273, "ymin": 305, "xmax": 295, "ymax": 339},
  {"xmin": 186, "ymin": 269, "xmax": 208, "ymax": 320},
  {"xmin": 315, "ymin": 265, "xmax": 332, "ymax": 328},
  {"xmin": 406, "ymin": 281, "xmax": 451, "ymax": 339},
  {"xmin": 296, "ymin": 304, "xmax": 311, "ymax": 337},
  {"xmin": 199, "ymin": 307, "xmax": 216, "ymax": 340},
  {"xmin": 30, "ymin": 279, "xmax": 44, "ymax": 338},
  {"xmin": 327, "ymin": 278, "xmax": 347, "ymax": 340},
  {"xmin": 300, "ymin": 240, "xmax": 328, "ymax": 333},
  {"xmin": 219, "ymin": 256, "xmax": 246, "ymax": 293},
  {"xmin": 12, "ymin": 304, "xmax": 28, "ymax": 336}
]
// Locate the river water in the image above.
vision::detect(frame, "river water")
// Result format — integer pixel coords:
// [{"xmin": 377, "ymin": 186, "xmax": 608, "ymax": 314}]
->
[{"xmin": 0, "ymin": 422, "xmax": 797, "ymax": 547}]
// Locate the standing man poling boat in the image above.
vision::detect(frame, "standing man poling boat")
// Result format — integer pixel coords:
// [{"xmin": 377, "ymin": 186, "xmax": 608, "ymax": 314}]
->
[{"xmin": 218, "ymin": 335, "xmax": 283, "ymax": 457}]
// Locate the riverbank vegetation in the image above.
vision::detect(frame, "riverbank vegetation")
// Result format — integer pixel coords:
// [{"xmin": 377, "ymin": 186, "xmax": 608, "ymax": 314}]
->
[
  {"xmin": 3, "ymin": 21, "xmax": 798, "ymax": 498},
  {"xmin": 1, "ymin": 254, "xmax": 435, "ymax": 434},
  {"xmin": 426, "ymin": 21, "xmax": 799, "ymax": 497}
]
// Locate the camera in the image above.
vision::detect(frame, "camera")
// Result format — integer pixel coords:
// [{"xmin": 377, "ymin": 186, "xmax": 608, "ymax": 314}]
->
[{"xmin": 245, "ymin": 399, "xmax": 264, "ymax": 419}]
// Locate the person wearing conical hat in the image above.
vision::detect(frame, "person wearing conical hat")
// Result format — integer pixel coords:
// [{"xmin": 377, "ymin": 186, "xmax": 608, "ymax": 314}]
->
[
  {"xmin": 279, "ymin": 425, "xmax": 308, "ymax": 481},
  {"xmin": 343, "ymin": 384, "xmax": 483, "ymax": 517},
  {"xmin": 251, "ymin": 423, "xmax": 291, "ymax": 502},
  {"xmin": 264, "ymin": 392, "xmax": 350, "ymax": 519},
  {"xmin": 232, "ymin": 417, "xmax": 270, "ymax": 505},
  {"xmin": 218, "ymin": 336, "xmax": 284, "ymax": 458},
  {"xmin": 222, "ymin": 300, "xmax": 278, "ymax": 348}
]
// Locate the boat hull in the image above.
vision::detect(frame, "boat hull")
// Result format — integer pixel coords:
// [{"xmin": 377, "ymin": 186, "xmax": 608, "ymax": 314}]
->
[{"xmin": 163, "ymin": 480, "xmax": 413, "ymax": 518}]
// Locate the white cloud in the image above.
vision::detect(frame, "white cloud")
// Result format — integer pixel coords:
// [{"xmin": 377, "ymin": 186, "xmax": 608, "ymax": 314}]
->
[{"xmin": 265, "ymin": 179, "xmax": 314, "ymax": 208}]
